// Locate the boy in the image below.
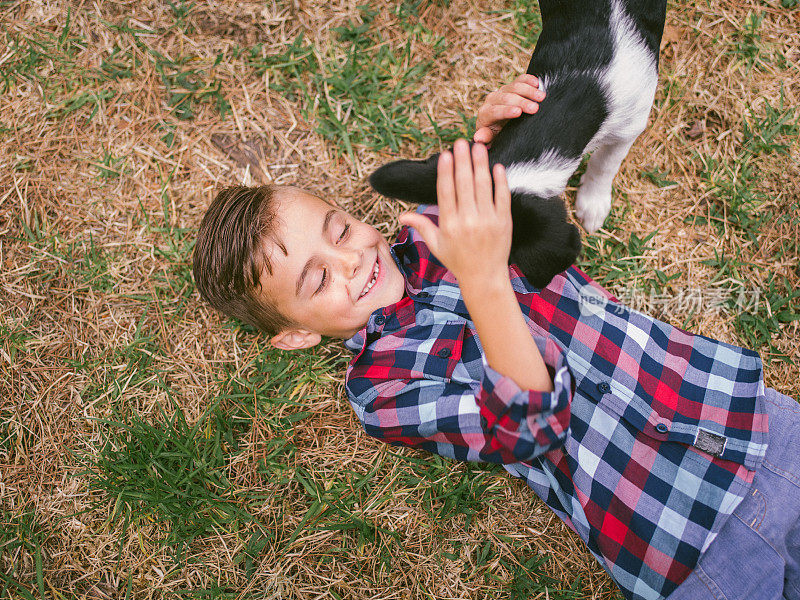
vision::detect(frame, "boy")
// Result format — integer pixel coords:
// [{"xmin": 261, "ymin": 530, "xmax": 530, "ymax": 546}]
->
[{"xmin": 193, "ymin": 82, "xmax": 800, "ymax": 599}]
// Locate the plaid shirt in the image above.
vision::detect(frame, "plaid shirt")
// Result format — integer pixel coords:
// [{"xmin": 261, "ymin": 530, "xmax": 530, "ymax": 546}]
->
[{"xmin": 344, "ymin": 206, "xmax": 768, "ymax": 600}]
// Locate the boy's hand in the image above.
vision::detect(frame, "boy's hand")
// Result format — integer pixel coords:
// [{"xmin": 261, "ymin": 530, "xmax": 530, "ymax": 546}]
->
[
  {"xmin": 474, "ymin": 74, "xmax": 544, "ymax": 146},
  {"xmin": 399, "ymin": 139, "xmax": 512, "ymax": 288},
  {"xmin": 402, "ymin": 140, "xmax": 553, "ymax": 393}
]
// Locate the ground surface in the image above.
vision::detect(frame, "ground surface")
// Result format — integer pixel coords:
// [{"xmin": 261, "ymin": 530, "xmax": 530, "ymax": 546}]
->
[{"xmin": 1, "ymin": 1, "xmax": 799, "ymax": 599}]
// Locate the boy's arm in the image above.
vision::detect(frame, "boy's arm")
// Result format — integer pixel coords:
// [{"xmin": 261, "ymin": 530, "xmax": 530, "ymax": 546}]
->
[
  {"xmin": 473, "ymin": 74, "xmax": 544, "ymax": 145},
  {"xmin": 400, "ymin": 140, "xmax": 552, "ymax": 392},
  {"xmin": 348, "ymin": 341, "xmax": 573, "ymax": 465},
  {"xmin": 353, "ymin": 142, "xmax": 574, "ymax": 461}
]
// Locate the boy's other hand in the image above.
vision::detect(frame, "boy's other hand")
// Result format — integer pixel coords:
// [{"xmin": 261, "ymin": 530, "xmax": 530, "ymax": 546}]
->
[
  {"xmin": 473, "ymin": 74, "xmax": 544, "ymax": 146},
  {"xmin": 399, "ymin": 140, "xmax": 512, "ymax": 288}
]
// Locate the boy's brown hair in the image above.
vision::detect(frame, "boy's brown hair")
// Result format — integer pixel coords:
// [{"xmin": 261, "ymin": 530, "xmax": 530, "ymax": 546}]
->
[{"xmin": 193, "ymin": 185, "xmax": 290, "ymax": 335}]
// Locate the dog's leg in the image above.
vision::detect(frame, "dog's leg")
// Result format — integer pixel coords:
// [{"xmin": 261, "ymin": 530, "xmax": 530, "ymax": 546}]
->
[{"xmin": 574, "ymin": 136, "xmax": 638, "ymax": 233}]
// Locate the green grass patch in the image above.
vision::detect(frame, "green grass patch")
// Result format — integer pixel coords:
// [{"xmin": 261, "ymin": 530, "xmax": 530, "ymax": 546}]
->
[
  {"xmin": 211, "ymin": 347, "xmax": 403, "ymax": 566},
  {"xmin": 84, "ymin": 398, "xmax": 257, "ymax": 561},
  {"xmin": 731, "ymin": 277, "xmax": 800, "ymax": 356},
  {"xmin": 213, "ymin": 345, "xmax": 334, "ymax": 437},
  {"xmin": 727, "ymin": 11, "xmax": 765, "ymax": 71},
  {"xmin": 503, "ymin": 554, "xmax": 584, "ymax": 600},
  {"xmin": 246, "ymin": 6, "xmax": 468, "ymax": 161},
  {"xmin": 578, "ymin": 206, "xmax": 662, "ymax": 292},
  {"xmin": 0, "ymin": 9, "xmax": 85, "ymax": 92},
  {"xmin": 1, "ymin": 15, "xmax": 230, "ymax": 122},
  {"xmin": 690, "ymin": 94, "xmax": 799, "ymax": 359},
  {"xmin": 640, "ymin": 166, "xmax": 678, "ymax": 189},
  {"xmin": 463, "ymin": 537, "xmax": 591, "ymax": 599},
  {"xmin": 0, "ymin": 322, "xmax": 32, "ymax": 364},
  {"xmin": 66, "ymin": 311, "xmax": 166, "ymax": 408},
  {"xmin": 395, "ymin": 453, "xmax": 502, "ymax": 526},
  {"xmin": 703, "ymin": 249, "xmax": 800, "ymax": 360},
  {"xmin": 12, "ymin": 227, "xmax": 122, "ymax": 293},
  {"xmin": 81, "ymin": 344, "xmax": 345, "ymax": 565},
  {"xmin": 696, "ymin": 97, "xmax": 797, "ymax": 240},
  {"xmin": 285, "ymin": 463, "xmax": 403, "ymax": 572},
  {"xmin": 694, "ymin": 152, "xmax": 771, "ymax": 240},
  {"xmin": 104, "ymin": 19, "xmax": 231, "ymax": 121},
  {"xmin": 0, "ymin": 510, "xmax": 49, "ymax": 600},
  {"xmin": 167, "ymin": 0, "xmax": 196, "ymax": 33},
  {"xmin": 741, "ymin": 94, "xmax": 798, "ymax": 156},
  {"xmin": 506, "ymin": 0, "xmax": 543, "ymax": 48},
  {"xmin": 1, "ymin": 14, "xmax": 124, "ymax": 122},
  {"xmin": 92, "ymin": 149, "xmax": 128, "ymax": 180},
  {"xmin": 71, "ymin": 234, "xmax": 119, "ymax": 293}
]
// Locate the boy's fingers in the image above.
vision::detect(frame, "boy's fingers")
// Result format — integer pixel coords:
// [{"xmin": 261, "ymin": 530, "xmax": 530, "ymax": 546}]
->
[
  {"xmin": 493, "ymin": 163, "xmax": 511, "ymax": 216},
  {"xmin": 477, "ymin": 97, "xmax": 535, "ymax": 126},
  {"xmin": 453, "ymin": 139, "xmax": 476, "ymax": 211},
  {"xmin": 398, "ymin": 213, "xmax": 439, "ymax": 254},
  {"xmin": 436, "ymin": 151, "xmax": 456, "ymax": 217},
  {"xmin": 472, "ymin": 144, "xmax": 492, "ymax": 212},
  {"xmin": 506, "ymin": 81, "xmax": 545, "ymax": 103},
  {"xmin": 515, "ymin": 73, "xmax": 540, "ymax": 88},
  {"xmin": 481, "ymin": 104, "xmax": 521, "ymax": 125},
  {"xmin": 473, "ymin": 126, "xmax": 494, "ymax": 144},
  {"xmin": 496, "ymin": 90, "xmax": 540, "ymax": 111}
]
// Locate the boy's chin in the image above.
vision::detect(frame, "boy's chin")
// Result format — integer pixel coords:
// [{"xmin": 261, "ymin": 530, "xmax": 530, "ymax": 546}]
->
[
  {"xmin": 324, "ymin": 326, "xmax": 367, "ymax": 340},
  {"xmin": 330, "ymin": 309, "xmax": 385, "ymax": 339},
  {"xmin": 319, "ymin": 316, "xmax": 372, "ymax": 340}
]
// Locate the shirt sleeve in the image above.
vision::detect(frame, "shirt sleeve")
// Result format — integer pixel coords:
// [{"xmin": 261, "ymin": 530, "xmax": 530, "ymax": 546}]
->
[
  {"xmin": 349, "ymin": 335, "xmax": 574, "ymax": 464},
  {"xmin": 476, "ymin": 335, "xmax": 573, "ymax": 463}
]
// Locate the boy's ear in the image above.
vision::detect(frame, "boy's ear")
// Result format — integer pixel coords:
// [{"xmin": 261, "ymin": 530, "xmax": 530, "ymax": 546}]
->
[{"xmin": 270, "ymin": 328, "xmax": 322, "ymax": 351}]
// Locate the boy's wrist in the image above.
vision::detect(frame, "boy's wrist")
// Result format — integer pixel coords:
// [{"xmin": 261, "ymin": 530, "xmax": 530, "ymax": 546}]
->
[
  {"xmin": 458, "ymin": 267, "xmax": 554, "ymax": 393},
  {"xmin": 458, "ymin": 270, "xmax": 513, "ymax": 300}
]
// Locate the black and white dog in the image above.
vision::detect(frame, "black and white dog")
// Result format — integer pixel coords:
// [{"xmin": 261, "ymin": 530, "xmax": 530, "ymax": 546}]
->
[{"xmin": 369, "ymin": 0, "xmax": 667, "ymax": 288}]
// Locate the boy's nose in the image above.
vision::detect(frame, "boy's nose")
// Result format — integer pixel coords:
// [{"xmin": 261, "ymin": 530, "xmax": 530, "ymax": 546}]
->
[{"xmin": 338, "ymin": 248, "xmax": 360, "ymax": 278}]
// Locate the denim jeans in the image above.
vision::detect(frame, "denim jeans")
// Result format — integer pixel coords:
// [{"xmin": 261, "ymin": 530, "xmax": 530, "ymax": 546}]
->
[{"xmin": 668, "ymin": 388, "xmax": 800, "ymax": 600}]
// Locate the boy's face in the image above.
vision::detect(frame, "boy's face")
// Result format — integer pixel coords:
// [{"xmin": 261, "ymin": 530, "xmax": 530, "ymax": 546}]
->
[{"xmin": 262, "ymin": 188, "xmax": 406, "ymax": 347}]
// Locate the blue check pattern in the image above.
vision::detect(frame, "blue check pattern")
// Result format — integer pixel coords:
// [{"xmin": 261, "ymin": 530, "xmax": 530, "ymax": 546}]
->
[{"xmin": 345, "ymin": 206, "xmax": 769, "ymax": 600}]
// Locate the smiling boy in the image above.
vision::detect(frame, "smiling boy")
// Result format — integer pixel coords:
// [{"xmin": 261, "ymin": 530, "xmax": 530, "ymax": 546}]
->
[
  {"xmin": 255, "ymin": 185, "xmax": 407, "ymax": 343},
  {"xmin": 193, "ymin": 79, "xmax": 800, "ymax": 600}
]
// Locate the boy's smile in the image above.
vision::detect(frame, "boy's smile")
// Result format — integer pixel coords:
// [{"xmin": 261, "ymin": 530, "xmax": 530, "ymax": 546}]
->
[{"xmin": 261, "ymin": 188, "xmax": 406, "ymax": 344}]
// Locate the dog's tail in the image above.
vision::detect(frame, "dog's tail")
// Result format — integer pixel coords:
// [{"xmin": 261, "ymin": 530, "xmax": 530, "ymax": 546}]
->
[{"xmin": 369, "ymin": 153, "xmax": 440, "ymax": 204}]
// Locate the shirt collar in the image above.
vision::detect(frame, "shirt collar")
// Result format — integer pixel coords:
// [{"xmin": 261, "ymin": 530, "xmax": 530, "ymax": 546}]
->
[{"xmin": 344, "ymin": 219, "xmax": 526, "ymax": 355}]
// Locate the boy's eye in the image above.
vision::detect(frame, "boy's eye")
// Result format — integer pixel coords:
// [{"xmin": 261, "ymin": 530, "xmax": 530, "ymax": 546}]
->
[
  {"xmin": 337, "ymin": 223, "xmax": 350, "ymax": 243},
  {"xmin": 315, "ymin": 267, "xmax": 327, "ymax": 295}
]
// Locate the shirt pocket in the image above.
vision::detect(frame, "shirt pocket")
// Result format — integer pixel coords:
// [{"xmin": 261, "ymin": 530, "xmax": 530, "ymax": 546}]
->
[
  {"xmin": 575, "ymin": 369, "xmax": 735, "ymax": 463},
  {"xmin": 421, "ymin": 321, "xmax": 466, "ymax": 383},
  {"xmin": 577, "ymin": 376, "xmax": 673, "ymax": 441}
]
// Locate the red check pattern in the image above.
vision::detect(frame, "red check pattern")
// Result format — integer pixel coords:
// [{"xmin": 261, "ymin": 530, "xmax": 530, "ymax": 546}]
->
[{"xmin": 345, "ymin": 206, "xmax": 769, "ymax": 600}]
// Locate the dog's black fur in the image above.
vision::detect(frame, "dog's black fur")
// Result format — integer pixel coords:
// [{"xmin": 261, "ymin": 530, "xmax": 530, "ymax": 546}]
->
[{"xmin": 370, "ymin": 0, "xmax": 667, "ymax": 288}]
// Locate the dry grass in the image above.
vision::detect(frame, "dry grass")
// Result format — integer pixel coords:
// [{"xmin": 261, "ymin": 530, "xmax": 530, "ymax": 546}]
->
[{"xmin": 1, "ymin": 0, "xmax": 798, "ymax": 598}]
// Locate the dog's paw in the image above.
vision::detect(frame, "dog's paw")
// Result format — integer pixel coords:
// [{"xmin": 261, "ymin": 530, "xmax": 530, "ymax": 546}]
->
[{"xmin": 575, "ymin": 184, "xmax": 611, "ymax": 234}]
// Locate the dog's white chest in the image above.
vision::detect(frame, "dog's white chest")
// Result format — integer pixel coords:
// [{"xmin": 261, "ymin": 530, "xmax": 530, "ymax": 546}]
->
[
  {"xmin": 505, "ymin": 0, "xmax": 659, "ymax": 204},
  {"xmin": 589, "ymin": 0, "xmax": 659, "ymax": 148}
]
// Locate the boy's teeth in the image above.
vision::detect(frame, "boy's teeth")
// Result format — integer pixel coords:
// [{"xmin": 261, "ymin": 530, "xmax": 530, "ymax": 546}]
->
[{"xmin": 360, "ymin": 261, "xmax": 379, "ymax": 298}]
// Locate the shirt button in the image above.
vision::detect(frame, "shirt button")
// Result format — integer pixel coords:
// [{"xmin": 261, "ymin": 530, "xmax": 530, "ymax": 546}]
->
[
  {"xmin": 418, "ymin": 291, "xmax": 430, "ymax": 298},
  {"xmin": 374, "ymin": 316, "xmax": 385, "ymax": 326},
  {"xmin": 437, "ymin": 348, "xmax": 451, "ymax": 358},
  {"xmin": 597, "ymin": 382, "xmax": 611, "ymax": 394},
  {"xmin": 655, "ymin": 422, "xmax": 669, "ymax": 434}
]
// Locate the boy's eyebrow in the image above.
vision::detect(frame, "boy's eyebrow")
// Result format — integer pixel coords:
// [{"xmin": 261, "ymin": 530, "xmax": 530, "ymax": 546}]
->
[{"xmin": 296, "ymin": 208, "xmax": 337, "ymax": 296}]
